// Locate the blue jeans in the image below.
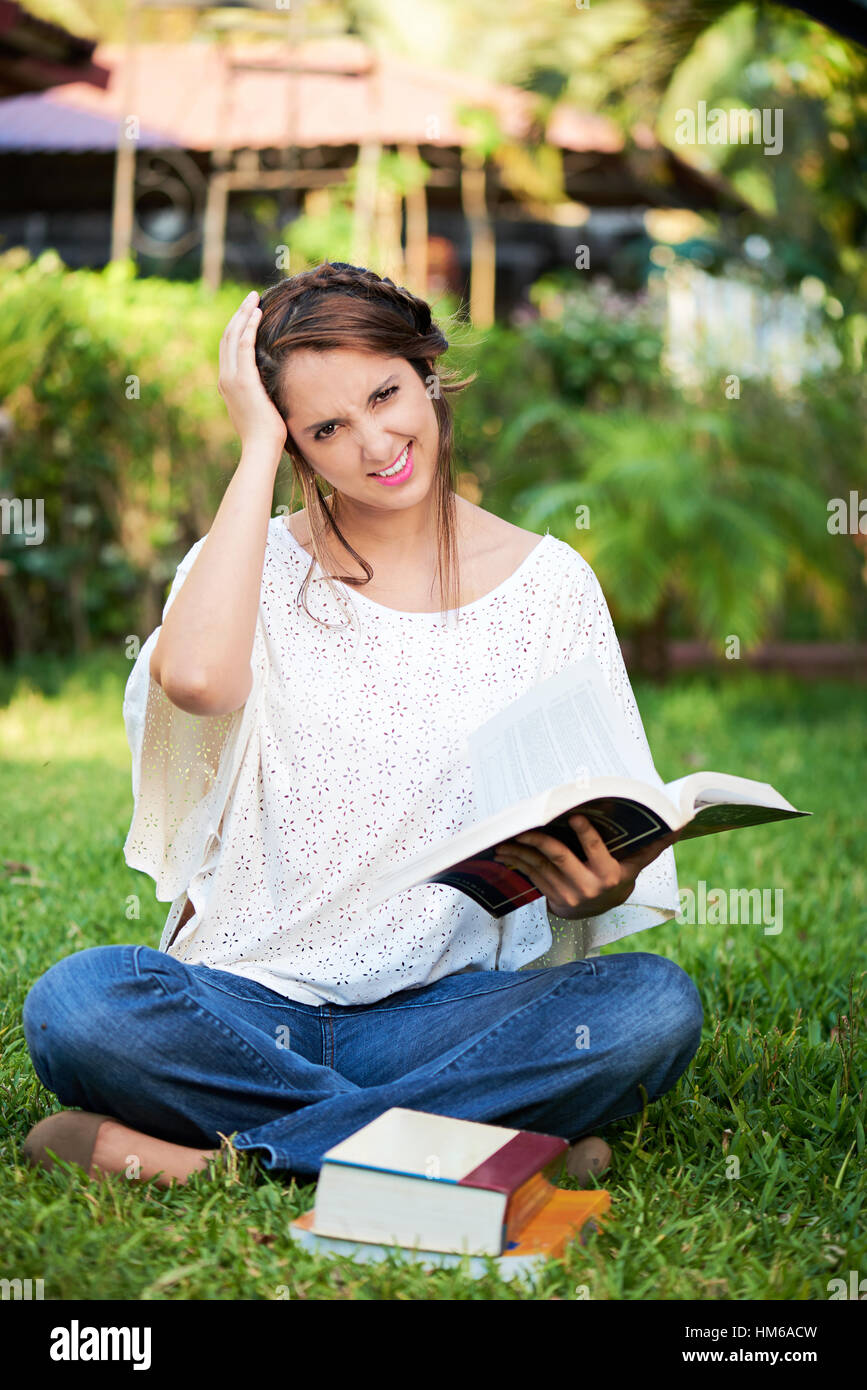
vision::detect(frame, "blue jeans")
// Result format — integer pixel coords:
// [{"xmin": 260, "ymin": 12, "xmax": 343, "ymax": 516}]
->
[{"xmin": 22, "ymin": 944, "xmax": 703, "ymax": 1179}]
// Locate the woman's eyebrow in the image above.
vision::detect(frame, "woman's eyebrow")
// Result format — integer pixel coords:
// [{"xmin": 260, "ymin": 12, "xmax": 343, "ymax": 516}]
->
[{"xmin": 302, "ymin": 375, "xmax": 399, "ymax": 434}]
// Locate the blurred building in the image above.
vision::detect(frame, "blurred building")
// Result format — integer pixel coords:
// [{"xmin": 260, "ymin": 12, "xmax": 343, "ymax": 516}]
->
[{"xmin": 0, "ymin": 34, "xmax": 744, "ymax": 315}]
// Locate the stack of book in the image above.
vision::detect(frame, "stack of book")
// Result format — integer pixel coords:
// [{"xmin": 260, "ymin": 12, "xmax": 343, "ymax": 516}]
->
[{"xmin": 289, "ymin": 1107, "xmax": 611, "ymax": 1281}]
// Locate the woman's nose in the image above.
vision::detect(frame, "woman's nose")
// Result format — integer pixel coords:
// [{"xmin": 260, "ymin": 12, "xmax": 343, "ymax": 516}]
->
[{"xmin": 357, "ymin": 432, "xmax": 400, "ymax": 468}]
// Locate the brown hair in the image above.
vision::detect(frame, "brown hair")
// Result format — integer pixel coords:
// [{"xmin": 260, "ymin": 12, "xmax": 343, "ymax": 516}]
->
[{"xmin": 255, "ymin": 260, "xmax": 477, "ymax": 628}]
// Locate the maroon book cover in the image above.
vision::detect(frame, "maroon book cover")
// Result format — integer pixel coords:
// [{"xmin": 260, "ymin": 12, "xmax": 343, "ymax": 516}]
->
[{"xmin": 459, "ymin": 1130, "xmax": 568, "ymax": 1196}]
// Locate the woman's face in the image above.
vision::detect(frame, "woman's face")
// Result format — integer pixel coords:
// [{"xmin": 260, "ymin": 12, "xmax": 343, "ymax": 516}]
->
[{"xmin": 281, "ymin": 349, "xmax": 440, "ymax": 509}]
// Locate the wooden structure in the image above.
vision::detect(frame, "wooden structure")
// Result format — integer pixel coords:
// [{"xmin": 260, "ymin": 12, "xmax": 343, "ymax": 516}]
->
[{"xmin": 0, "ymin": 16, "xmax": 744, "ymax": 321}]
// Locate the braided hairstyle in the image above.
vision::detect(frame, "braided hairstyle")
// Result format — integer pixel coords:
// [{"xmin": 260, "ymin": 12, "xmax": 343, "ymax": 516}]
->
[{"xmin": 254, "ymin": 261, "xmax": 476, "ymax": 629}]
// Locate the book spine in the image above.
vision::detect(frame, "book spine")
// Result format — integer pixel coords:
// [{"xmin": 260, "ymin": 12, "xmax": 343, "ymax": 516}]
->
[
  {"xmin": 460, "ymin": 1131, "xmax": 567, "ymax": 1196},
  {"xmin": 504, "ymin": 1172, "xmax": 557, "ymax": 1246}
]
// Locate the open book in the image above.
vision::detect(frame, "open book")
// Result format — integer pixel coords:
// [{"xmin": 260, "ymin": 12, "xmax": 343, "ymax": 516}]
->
[{"xmin": 367, "ymin": 656, "xmax": 809, "ymax": 918}]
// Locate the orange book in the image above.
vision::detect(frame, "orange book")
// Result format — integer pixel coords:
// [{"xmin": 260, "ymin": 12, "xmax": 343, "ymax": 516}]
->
[{"xmin": 506, "ymin": 1183, "xmax": 610, "ymax": 1258}]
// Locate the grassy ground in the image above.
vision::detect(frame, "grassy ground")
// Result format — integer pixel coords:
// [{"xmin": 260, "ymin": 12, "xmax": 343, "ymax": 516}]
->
[{"xmin": 0, "ymin": 652, "xmax": 864, "ymax": 1300}]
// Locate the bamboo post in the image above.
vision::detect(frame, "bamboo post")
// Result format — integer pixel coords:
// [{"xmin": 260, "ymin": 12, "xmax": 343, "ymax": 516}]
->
[
  {"xmin": 460, "ymin": 149, "xmax": 495, "ymax": 327},
  {"xmin": 202, "ymin": 171, "xmax": 230, "ymax": 292},
  {"xmin": 201, "ymin": 37, "xmax": 233, "ymax": 291},
  {"xmin": 399, "ymin": 142, "xmax": 428, "ymax": 296},
  {"xmin": 353, "ymin": 140, "xmax": 381, "ymax": 268},
  {"xmin": 110, "ymin": 0, "xmax": 140, "ymax": 264}
]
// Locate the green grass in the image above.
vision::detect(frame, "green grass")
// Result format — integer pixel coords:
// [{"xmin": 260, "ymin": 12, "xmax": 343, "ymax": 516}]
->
[{"xmin": 0, "ymin": 652, "xmax": 864, "ymax": 1300}]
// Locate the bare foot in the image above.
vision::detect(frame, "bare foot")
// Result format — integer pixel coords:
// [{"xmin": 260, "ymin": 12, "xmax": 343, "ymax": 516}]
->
[{"xmin": 90, "ymin": 1119, "xmax": 220, "ymax": 1186}]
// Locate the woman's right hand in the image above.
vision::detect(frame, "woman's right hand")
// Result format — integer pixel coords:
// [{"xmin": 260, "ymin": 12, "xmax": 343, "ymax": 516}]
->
[{"xmin": 218, "ymin": 291, "xmax": 288, "ymax": 455}]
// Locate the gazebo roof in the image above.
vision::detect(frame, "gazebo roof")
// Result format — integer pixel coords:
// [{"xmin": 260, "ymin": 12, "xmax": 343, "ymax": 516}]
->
[{"xmin": 0, "ymin": 35, "xmax": 635, "ymax": 155}]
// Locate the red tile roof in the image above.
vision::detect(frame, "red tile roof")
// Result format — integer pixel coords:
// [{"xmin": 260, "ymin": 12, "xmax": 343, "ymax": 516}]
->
[{"xmin": 4, "ymin": 35, "xmax": 624, "ymax": 155}]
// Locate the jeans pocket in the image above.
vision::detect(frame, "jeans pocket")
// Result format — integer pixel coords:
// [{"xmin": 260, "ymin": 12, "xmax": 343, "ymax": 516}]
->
[{"xmin": 133, "ymin": 943, "xmax": 204, "ymax": 996}]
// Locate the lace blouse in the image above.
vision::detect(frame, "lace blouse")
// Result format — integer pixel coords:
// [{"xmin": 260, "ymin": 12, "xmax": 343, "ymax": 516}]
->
[{"xmin": 122, "ymin": 514, "xmax": 680, "ymax": 1006}]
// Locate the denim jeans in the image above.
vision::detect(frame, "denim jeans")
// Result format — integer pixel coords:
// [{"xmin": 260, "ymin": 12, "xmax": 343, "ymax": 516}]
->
[{"xmin": 22, "ymin": 944, "xmax": 703, "ymax": 1180}]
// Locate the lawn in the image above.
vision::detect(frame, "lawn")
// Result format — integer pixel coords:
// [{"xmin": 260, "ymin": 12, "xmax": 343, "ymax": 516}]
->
[{"xmin": 0, "ymin": 652, "xmax": 864, "ymax": 1300}]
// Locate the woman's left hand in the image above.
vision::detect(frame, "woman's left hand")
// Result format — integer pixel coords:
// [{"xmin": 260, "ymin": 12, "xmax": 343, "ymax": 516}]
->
[{"xmin": 492, "ymin": 813, "xmax": 682, "ymax": 920}]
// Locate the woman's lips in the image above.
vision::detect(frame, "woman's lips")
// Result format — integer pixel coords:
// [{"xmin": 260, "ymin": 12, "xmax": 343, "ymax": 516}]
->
[{"xmin": 369, "ymin": 442, "xmax": 414, "ymax": 486}]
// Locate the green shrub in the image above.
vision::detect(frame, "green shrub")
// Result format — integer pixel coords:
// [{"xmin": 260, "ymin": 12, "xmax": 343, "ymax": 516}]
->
[{"xmin": 0, "ymin": 250, "xmax": 248, "ymax": 655}]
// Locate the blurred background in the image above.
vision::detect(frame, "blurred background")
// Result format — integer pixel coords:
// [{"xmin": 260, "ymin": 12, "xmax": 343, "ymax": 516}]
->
[{"xmin": 0, "ymin": 0, "xmax": 865, "ymax": 679}]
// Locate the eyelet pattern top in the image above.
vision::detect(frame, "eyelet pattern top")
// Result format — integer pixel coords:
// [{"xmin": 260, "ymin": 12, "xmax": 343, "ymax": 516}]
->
[{"xmin": 122, "ymin": 515, "xmax": 679, "ymax": 1007}]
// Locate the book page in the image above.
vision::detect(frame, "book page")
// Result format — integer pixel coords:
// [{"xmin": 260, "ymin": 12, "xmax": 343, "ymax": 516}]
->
[
  {"xmin": 663, "ymin": 772, "xmax": 799, "ymax": 817},
  {"xmin": 468, "ymin": 656, "xmax": 660, "ymax": 822}
]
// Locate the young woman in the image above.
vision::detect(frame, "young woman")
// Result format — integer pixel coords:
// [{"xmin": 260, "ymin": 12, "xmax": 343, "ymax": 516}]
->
[{"xmin": 21, "ymin": 261, "xmax": 702, "ymax": 1190}]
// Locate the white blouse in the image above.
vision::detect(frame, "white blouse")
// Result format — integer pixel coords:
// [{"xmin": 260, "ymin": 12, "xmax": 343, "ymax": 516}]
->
[{"xmin": 122, "ymin": 514, "xmax": 680, "ymax": 1007}]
